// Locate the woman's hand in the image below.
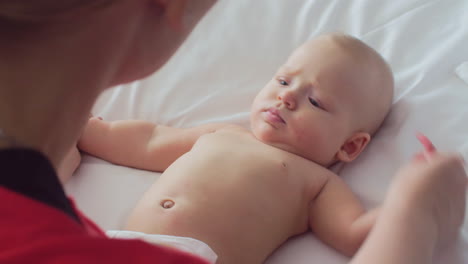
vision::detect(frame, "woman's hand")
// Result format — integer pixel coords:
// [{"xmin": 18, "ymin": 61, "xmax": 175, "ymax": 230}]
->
[{"xmin": 386, "ymin": 134, "xmax": 466, "ymax": 248}]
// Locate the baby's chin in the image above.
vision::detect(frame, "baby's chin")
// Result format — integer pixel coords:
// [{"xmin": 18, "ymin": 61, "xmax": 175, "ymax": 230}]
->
[
  {"xmin": 250, "ymin": 129, "xmax": 302, "ymax": 156},
  {"xmin": 250, "ymin": 123, "xmax": 274, "ymax": 143}
]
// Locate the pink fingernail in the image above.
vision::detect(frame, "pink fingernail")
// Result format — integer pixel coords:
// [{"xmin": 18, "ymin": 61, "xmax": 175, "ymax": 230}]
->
[{"xmin": 416, "ymin": 132, "xmax": 436, "ymax": 153}]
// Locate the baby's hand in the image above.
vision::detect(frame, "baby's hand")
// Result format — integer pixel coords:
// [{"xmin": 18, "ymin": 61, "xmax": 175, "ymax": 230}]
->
[
  {"xmin": 77, "ymin": 115, "xmax": 105, "ymax": 151},
  {"xmin": 88, "ymin": 114, "xmax": 103, "ymax": 121},
  {"xmin": 56, "ymin": 116, "xmax": 102, "ymax": 183},
  {"xmin": 57, "ymin": 144, "xmax": 81, "ymax": 184}
]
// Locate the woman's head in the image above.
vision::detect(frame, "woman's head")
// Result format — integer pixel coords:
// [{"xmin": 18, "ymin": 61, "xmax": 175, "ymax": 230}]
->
[
  {"xmin": 0, "ymin": 0, "xmax": 216, "ymax": 168},
  {"xmin": 0, "ymin": 0, "xmax": 216, "ymax": 87},
  {"xmin": 0, "ymin": 0, "xmax": 115, "ymax": 23}
]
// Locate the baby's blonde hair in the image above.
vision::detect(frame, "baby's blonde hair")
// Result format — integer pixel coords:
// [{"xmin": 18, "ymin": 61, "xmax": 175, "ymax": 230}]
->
[{"xmin": 0, "ymin": 0, "xmax": 116, "ymax": 23}]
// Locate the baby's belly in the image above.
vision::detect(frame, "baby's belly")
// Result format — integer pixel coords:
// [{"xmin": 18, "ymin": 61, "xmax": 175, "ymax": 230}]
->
[{"xmin": 127, "ymin": 141, "xmax": 316, "ymax": 263}]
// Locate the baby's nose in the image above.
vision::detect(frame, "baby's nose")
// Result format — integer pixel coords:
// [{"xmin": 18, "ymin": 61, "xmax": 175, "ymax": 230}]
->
[{"xmin": 277, "ymin": 90, "xmax": 296, "ymax": 109}]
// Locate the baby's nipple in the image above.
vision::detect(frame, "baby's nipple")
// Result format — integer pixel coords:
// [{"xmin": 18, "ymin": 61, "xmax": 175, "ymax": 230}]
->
[{"xmin": 161, "ymin": 199, "xmax": 175, "ymax": 209}]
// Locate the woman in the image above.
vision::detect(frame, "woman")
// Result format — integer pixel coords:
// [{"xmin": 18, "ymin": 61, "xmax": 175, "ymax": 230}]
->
[
  {"xmin": 0, "ymin": 1, "xmax": 216, "ymax": 263},
  {"xmin": 0, "ymin": 1, "xmax": 465, "ymax": 263}
]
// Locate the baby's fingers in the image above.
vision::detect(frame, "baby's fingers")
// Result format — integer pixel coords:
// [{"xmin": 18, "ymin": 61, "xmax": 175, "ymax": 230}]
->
[{"xmin": 89, "ymin": 116, "xmax": 103, "ymax": 121}]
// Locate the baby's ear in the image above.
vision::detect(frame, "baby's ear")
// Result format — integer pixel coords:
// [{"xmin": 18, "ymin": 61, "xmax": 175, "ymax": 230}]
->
[{"xmin": 335, "ymin": 132, "xmax": 371, "ymax": 163}]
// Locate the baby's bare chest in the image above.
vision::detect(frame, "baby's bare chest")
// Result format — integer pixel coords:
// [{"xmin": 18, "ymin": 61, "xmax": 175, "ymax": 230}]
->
[{"xmin": 161, "ymin": 131, "xmax": 328, "ymax": 209}]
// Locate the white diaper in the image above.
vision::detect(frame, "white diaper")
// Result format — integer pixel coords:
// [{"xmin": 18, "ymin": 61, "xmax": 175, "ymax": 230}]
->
[{"xmin": 106, "ymin": 230, "xmax": 217, "ymax": 263}]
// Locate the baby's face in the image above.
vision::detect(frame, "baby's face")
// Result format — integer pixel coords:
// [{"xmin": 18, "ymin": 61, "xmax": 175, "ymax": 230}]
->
[{"xmin": 250, "ymin": 36, "xmax": 386, "ymax": 166}]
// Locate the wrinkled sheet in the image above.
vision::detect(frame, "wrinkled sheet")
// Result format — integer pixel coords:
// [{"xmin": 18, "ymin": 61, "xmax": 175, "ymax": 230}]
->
[{"xmin": 65, "ymin": 0, "xmax": 468, "ymax": 263}]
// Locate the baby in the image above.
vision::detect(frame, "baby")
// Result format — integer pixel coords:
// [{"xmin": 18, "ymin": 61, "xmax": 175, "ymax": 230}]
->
[{"xmin": 78, "ymin": 33, "xmax": 394, "ymax": 264}]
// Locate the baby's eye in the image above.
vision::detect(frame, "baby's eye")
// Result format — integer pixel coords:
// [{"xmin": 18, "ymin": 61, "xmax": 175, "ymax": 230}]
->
[
  {"xmin": 309, "ymin": 97, "xmax": 320, "ymax": 108},
  {"xmin": 278, "ymin": 79, "xmax": 289, "ymax": 86}
]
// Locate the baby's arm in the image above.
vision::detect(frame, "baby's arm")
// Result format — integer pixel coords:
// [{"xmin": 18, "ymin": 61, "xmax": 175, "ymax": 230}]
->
[
  {"xmin": 308, "ymin": 174, "xmax": 379, "ymax": 257},
  {"xmin": 78, "ymin": 118, "xmax": 227, "ymax": 172}
]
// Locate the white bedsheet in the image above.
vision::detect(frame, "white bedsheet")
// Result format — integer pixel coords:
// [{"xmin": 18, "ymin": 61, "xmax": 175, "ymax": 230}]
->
[{"xmin": 65, "ymin": 0, "xmax": 468, "ymax": 263}]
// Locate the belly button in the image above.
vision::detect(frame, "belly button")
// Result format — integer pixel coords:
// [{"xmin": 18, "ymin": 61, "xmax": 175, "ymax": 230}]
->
[{"xmin": 161, "ymin": 199, "xmax": 175, "ymax": 209}]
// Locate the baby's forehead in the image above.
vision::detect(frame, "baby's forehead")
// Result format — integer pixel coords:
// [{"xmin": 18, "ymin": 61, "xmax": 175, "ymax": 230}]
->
[
  {"xmin": 292, "ymin": 35, "xmax": 375, "ymax": 63},
  {"xmin": 283, "ymin": 47, "xmax": 360, "ymax": 80},
  {"xmin": 287, "ymin": 37, "xmax": 385, "ymax": 79}
]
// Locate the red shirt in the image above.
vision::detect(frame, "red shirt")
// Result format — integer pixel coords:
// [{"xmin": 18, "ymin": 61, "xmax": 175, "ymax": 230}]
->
[{"xmin": 0, "ymin": 149, "xmax": 208, "ymax": 264}]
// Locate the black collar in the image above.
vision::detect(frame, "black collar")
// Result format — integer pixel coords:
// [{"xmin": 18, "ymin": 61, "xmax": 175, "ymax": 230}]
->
[{"xmin": 0, "ymin": 148, "xmax": 80, "ymax": 222}]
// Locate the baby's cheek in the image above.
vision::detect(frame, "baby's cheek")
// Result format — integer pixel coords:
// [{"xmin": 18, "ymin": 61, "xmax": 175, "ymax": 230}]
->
[
  {"xmin": 293, "ymin": 123, "xmax": 315, "ymax": 144},
  {"xmin": 294, "ymin": 121, "xmax": 328, "ymax": 147}
]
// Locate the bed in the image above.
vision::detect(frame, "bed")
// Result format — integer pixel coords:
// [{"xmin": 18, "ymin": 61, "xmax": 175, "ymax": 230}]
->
[{"xmin": 65, "ymin": 0, "xmax": 468, "ymax": 263}]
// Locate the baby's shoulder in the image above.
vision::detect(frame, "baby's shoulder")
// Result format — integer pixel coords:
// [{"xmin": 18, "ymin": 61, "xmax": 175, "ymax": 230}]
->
[
  {"xmin": 287, "ymin": 155, "xmax": 334, "ymax": 181},
  {"xmin": 292, "ymin": 160, "xmax": 336, "ymax": 201},
  {"xmin": 289, "ymin": 154, "xmax": 333, "ymax": 175}
]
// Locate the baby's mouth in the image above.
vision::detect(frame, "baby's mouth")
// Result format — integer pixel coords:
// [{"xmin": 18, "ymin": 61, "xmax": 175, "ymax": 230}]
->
[{"xmin": 265, "ymin": 108, "xmax": 285, "ymax": 124}]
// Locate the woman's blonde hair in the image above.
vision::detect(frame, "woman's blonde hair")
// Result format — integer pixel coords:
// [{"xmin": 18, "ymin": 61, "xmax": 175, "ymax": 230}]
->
[{"xmin": 0, "ymin": 0, "xmax": 116, "ymax": 23}]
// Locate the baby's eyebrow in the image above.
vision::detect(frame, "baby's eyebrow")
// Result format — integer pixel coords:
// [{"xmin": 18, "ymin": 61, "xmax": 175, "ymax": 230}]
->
[{"xmin": 278, "ymin": 65, "xmax": 302, "ymax": 75}]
